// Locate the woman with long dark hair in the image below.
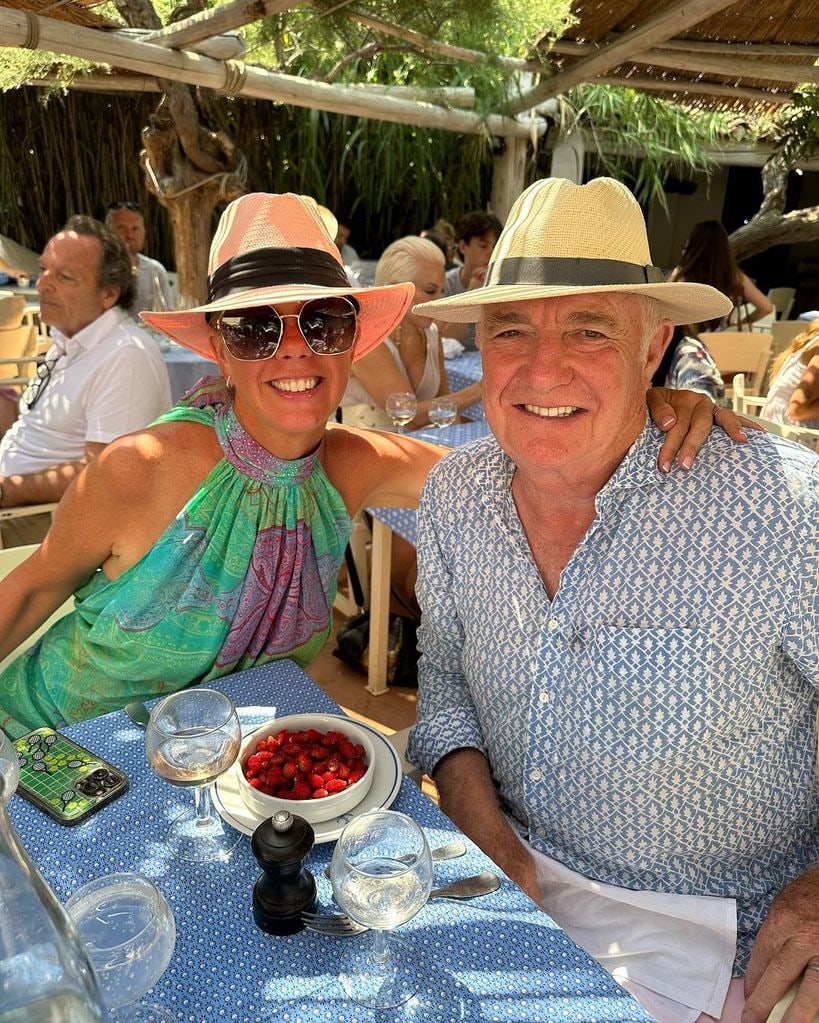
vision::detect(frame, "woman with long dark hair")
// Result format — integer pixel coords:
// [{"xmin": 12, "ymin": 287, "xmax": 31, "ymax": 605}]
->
[{"xmin": 668, "ymin": 220, "xmax": 773, "ymax": 331}]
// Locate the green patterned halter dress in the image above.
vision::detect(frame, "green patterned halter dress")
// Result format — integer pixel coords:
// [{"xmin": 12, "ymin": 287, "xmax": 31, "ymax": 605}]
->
[{"xmin": 0, "ymin": 382, "xmax": 351, "ymax": 737}]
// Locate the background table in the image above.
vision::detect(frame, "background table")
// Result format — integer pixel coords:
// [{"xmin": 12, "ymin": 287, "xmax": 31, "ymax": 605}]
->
[
  {"xmin": 364, "ymin": 420, "xmax": 491, "ymax": 694},
  {"xmin": 9, "ymin": 661, "xmax": 649, "ymax": 1023},
  {"xmin": 163, "ymin": 344, "xmax": 213, "ymax": 400},
  {"xmin": 445, "ymin": 349, "xmax": 484, "ymax": 420}
]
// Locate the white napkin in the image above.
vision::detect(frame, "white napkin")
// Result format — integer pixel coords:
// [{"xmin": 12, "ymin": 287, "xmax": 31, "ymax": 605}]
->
[
  {"xmin": 237, "ymin": 706, "xmax": 277, "ymax": 733},
  {"xmin": 442, "ymin": 336, "xmax": 465, "ymax": 359},
  {"xmin": 528, "ymin": 847, "xmax": 736, "ymax": 1023}
]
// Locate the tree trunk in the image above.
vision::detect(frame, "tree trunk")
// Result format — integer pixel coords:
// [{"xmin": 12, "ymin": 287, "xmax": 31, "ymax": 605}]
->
[
  {"xmin": 140, "ymin": 88, "xmax": 244, "ymax": 304},
  {"xmin": 729, "ymin": 149, "xmax": 819, "ymax": 260}
]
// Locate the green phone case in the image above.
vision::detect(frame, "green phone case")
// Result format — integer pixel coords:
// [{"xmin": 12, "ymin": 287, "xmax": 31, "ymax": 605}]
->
[{"xmin": 14, "ymin": 727, "xmax": 128, "ymax": 825}]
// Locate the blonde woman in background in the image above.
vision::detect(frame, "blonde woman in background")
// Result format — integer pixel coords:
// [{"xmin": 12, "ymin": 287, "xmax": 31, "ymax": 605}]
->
[
  {"xmin": 761, "ymin": 321, "xmax": 819, "ymax": 428},
  {"xmin": 340, "ymin": 236, "xmax": 483, "ymax": 429}
]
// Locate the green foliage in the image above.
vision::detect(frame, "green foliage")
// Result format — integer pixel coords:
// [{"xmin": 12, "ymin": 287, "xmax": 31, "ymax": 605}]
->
[
  {"xmin": 561, "ymin": 84, "xmax": 739, "ymax": 206},
  {"xmin": 770, "ymin": 88, "xmax": 819, "ymax": 164},
  {"xmin": 0, "ymin": 48, "xmax": 99, "ymax": 91}
]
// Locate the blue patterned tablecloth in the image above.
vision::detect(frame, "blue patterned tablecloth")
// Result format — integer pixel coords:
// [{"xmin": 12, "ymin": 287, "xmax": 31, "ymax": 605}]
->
[
  {"xmin": 8, "ymin": 661, "xmax": 649, "ymax": 1023},
  {"xmin": 446, "ymin": 350, "xmax": 484, "ymax": 421},
  {"xmin": 369, "ymin": 420, "xmax": 492, "ymax": 545}
]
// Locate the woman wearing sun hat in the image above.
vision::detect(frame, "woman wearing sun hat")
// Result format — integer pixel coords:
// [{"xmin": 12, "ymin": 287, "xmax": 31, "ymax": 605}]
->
[
  {"xmin": 0, "ymin": 193, "xmax": 441, "ymax": 737},
  {"xmin": 0, "ymin": 191, "xmax": 743, "ymax": 737}
]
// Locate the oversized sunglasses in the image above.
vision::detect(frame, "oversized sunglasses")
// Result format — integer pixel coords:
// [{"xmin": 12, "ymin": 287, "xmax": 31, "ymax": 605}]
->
[{"xmin": 214, "ymin": 297, "xmax": 359, "ymax": 361}]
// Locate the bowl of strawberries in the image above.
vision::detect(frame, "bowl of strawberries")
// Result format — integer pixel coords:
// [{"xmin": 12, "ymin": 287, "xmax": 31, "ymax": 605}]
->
[{"xmin": 236, "ymin": 713, "xmax": 376, "ymax": 824}]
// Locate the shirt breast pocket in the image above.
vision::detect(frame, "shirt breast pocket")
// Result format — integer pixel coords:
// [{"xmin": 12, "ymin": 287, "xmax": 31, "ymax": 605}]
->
[{"xmin": 580, "ymin": 625, "xmax": 746, "ymax": 759}]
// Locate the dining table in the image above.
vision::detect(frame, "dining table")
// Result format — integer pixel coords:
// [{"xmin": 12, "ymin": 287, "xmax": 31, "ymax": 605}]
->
[
  {"xmin": 8, "ymin": 660, "xmax": 650, "ymax": 1023},
  {"xmin": 364, "ymin": 419, "xmax": 491, "ymax": 695},
  {"xmin": 162, "ymin": 343, "xmax": 213, "ymax": 401}
]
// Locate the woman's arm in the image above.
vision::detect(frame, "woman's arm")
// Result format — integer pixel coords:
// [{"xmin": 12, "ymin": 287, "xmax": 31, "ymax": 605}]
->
[
  {"xmin": 739, "ymin": 273, "xmax": 775, "ymax": 325},
  {"xmin": 351, "ymin": 345, "xmax": 481, "ymax": 428},
  {"xmin": 786, "ymin": 353, "xmax": 819, "ymax": 422}
]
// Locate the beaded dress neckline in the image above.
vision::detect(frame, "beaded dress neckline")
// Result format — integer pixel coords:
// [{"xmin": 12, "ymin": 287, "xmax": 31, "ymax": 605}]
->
[{"xmin": 214, "ymin": 401, "xmax": 322, "ymax": 486}]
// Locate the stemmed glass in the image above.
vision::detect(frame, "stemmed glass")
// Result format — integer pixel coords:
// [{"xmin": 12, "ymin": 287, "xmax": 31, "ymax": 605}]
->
[
  {"xmin": 145, "ymin": 689, "xmax": 242, "ymax": 863},
  {"xmin": 429, "ymin": 396, "xmax": 458, "ymax": 428},
  {"xmin": 0, "ymin": 729, "xmax": 20, "ymax": 804},
  {"xmin": 65, "ymin": 872, "xmax": 176, "ymax": 1022},
  {"xmin": 385, "ymin": 391, "xmax": 417, "ymax": 433},
  {"xmin": 329, "ymin": 809, "xmax": 433, "ymax": 1008}
]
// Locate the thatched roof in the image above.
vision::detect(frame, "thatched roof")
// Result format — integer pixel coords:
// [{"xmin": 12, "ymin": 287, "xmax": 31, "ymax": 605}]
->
[
  {"xmin": 534, "ymin": 0, "xmax": 819, "ymax": 115},
  {"xmin": 1, "ymin": 0, "xmax": 818, "ymax": 124}
]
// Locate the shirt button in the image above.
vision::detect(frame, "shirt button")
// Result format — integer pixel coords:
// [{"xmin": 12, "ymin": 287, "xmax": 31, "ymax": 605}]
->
[
  {"xmin": 530, "ymin": 768, "xmax": 543, "ymax": 782},
  {"xmin": 539, "ymin": 691, "xmax": 550, "ymax": 704},
  {"xmin": 547, "ymin": 618, "xmax": 560, "ymax": 631}
]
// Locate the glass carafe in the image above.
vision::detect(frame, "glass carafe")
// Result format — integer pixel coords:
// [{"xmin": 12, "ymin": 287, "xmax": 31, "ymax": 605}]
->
[{"xmin": 0, "ymin": 732, "xmax": 108, "ymax": 1022}]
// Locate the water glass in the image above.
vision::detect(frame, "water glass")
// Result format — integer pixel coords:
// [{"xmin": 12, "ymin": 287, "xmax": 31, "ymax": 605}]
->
[
  {"xmin": 65, "ymin": 872, "xmax": 176, "ymax": 1022},
  {"xmin": 429, "ymin": 396, "xmax": 457, "ymax": 428},
  {"xmin": 0, "ymin": 730, "xmax": 20, "ymax": 804},
  {"xmin": 329, "ymin": 809, "xmax": 433, "ymax": 1008}
]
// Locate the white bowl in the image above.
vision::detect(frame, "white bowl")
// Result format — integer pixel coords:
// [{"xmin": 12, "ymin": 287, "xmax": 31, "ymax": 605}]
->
[{"xmin": 236, "ymin": 713, "xmax": 376, "ymax": 824}]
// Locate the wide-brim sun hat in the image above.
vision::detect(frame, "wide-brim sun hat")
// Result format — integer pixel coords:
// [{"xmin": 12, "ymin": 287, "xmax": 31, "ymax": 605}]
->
[
  {"xmin": 141, "ymin": 193, "xmax": 413, "ymax": 361},
  {"xmin": 414, "ymin": 177, "xmax": 732, "ymax": 326}
]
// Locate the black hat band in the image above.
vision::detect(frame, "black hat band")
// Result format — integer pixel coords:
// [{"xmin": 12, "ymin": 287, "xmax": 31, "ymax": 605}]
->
[
  {"xmin": 208, "ymin": 247, "xmax": 350, "ymax": 302},
  {"xmin": 490, "ymin": 256, "xmax": 666, "ymax": 288}
]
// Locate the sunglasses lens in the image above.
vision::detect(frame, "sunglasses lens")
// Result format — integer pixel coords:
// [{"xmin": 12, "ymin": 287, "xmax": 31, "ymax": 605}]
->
[
  {"xmin": 219, "ymin": 310, "xmax": 283, "ymax": 360},
  {"xmin": 300, "ymin": 297, "xmax": 358, "ymax": 355}
]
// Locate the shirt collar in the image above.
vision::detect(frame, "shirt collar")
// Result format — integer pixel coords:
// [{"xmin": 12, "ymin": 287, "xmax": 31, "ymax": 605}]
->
[{"xmin": 50, "ymin": 306, "xmax": 129, "ymax": 355}]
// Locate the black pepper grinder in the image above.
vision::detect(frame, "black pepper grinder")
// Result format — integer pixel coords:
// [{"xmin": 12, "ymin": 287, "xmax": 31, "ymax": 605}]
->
[{"xmin": 251, "ymin": 809, "xmax": 316, "ymax": 935}]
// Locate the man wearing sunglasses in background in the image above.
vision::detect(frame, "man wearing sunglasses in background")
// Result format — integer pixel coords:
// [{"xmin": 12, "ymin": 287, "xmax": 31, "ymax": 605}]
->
[
  {"xmin": 0, "ymin": 216, "xmax": 171, "ymax": 545},
  {"xmin": 105, "ymin": 201, "xmax": 174, "ymax": 316}
]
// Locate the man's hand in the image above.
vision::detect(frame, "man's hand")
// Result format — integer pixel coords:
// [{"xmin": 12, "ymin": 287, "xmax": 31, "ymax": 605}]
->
[
  {"xmin": 467, "ymin": 266, "xmax": 488, "ymax": 291},
  {"xmin": 646, "ymin": 387, "xmax": 759, "ymax": 474},
  {"xmin": 744, "ymin": 869, "xmax": 819, "ymax": 1023}
]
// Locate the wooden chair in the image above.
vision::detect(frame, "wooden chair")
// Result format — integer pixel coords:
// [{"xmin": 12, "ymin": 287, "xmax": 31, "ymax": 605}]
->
[
  {"xmin": 767, "ymin": 286, "xmax": 796, "ymax": 321},
  {"xmin": 698, "ymin": 331, "xmax": 772, "ymax": 395},
  {"xmin": 739, "ymin": 410, "xmax": 819, "ymax": 454},
  {"xmin": 0, "ymin": 324, "xmax": 37, "ymax": 389},
  {"xmin": 0, "ymin": 543, "xmax": 74, "ymax": 672},
  {"xmin": 0, "ymin": 503, "xmax": 59, "ymax": 550}
]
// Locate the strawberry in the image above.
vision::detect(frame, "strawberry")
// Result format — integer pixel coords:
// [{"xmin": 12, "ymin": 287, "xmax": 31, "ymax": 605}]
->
[
  {"xmin": 308, "ymin": 773, "xmax": 325, "ymax": 790},
  {"xmin": 325, "ymin": 778, "xmax": 348, "ymax": 793},
  {"xmin": 292, "ymin": 780, "xmax": 311, "ymax": 800},
  {"xmin": 312, "ymin": 787, "xmax": 329, "ymax": 799}
]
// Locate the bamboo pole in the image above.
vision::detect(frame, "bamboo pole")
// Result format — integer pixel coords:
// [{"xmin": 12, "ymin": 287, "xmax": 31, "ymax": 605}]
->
[
  {"xmin": 115, "ymin": 28, "xmax": 245, "ymax": 60},
  {"xmin": 28, "ymin": 72, "xmax": 476, "ymax": 107},
  {"xmin": 635, "ymin": 49, "xmax": 819, "ymax": 86},
  {"xmin": 0, "ymin": 9, "xmax": 541, "ymax": 138},
  {"xmin": 506, "ymin": 0, "xmax": 746, "ymax": 114},
  {"xmin": 594, "ymin": 75, "xmax": 793, "ymax": 106},
  {"xmin": 142, "ymin": 0, "xmax": 308, "ymax": 49}
]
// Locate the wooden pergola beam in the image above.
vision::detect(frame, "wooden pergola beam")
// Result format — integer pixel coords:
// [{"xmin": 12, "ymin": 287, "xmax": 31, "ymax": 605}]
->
[
  {"xmin": 142, "ymin": 0, "xmax": 308, "ymax": 49},
  {"xmin": 0, "ymin": 8, "xmax": 540, "ymax": 137},
  {"xmin": 28, "ymin": 71, "xmax": 477, "ymax": 106},
  {"xmin": 594, "ymin": 74, "xmax": 793, "ymax": 106},
  {"xmin": 545, "ymin": 37, "xmax": 819, "ymax": 60},
  {"xmin": 115, "ymin": 28, "xmax": 245, "ymax": 60},
  {"xmin": 636, "ymin": 48, "xmax": 819, "ymax": 86},
  {"xmin": 506, "ymin": 0, "xmax": 745, "ymax": 114},
  {"xmin": 347, "ymin": 8, "xmax": 545, "ymax": 74}
]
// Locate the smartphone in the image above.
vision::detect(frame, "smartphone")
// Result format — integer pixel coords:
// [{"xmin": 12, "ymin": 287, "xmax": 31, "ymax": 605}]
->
[{"xmin": 14, "ymin": 727, "xmax": 128, "ymax": 826}]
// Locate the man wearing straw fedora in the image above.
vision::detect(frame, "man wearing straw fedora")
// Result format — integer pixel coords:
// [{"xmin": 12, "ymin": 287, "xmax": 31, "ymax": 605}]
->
[{"xmin": 407, "ymin": 178, "xmax": 818, "ymax": 1023}]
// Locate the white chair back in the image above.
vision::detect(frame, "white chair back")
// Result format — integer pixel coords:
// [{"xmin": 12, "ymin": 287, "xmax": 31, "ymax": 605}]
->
[
  {"xmin": 767, "ymin": 287, "xmax": 796, "ymax": 321},
  {"xmin": 0, "ymin": 324, "xmax": 37, "ymax": 388},
  {"xmin": 0, "ymin": 543, "xmax": 75, "ymax": 672},
  {"xmin": 740, "ymin": 412, "xmax": 819, "ymax": 453},
  {"xmin": 698, "ymin": 331, "xmax": 772, "ymax": 394}
]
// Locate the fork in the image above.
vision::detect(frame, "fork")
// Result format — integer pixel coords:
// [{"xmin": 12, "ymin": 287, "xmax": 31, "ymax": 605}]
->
[{"xmin": 302, "ymin": 871, "xmax": 501, "ymax": 935}]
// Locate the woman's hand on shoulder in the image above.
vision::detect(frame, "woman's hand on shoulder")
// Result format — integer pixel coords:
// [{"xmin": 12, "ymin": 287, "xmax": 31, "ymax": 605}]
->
[{"xmin": 646, "ymin": 387, "xmax": 760, "ymax": 473}]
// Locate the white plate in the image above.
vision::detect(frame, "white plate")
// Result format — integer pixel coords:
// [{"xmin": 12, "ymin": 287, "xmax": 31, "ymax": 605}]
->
[{"xmin": 212, "ymin": 714, "xmax": 402, "ymax": 843}]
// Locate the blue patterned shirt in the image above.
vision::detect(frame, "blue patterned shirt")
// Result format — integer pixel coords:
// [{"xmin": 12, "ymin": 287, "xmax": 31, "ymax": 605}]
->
[{"xmin": 408, "ymin": 423, "xmax": 819, "ymax": 973}]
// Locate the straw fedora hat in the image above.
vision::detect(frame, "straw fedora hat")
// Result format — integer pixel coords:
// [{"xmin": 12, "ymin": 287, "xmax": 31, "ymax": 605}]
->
[
  {"xmin": 415, "ymin": 177, "xmax": 732, "ymax": 326},
  {"xmin": 141, "ymin": 193, "xmax": 413, "ymax": 361}
]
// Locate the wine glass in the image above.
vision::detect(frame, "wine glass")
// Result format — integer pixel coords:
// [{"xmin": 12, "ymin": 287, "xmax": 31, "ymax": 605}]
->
[
  {"xmin": 65, "ymin": 872, "xmax": 176, "ymax": 1022},
  {"xmin": 329, "ymin": 809, "xmax": 433, "ymax": 1008},
  {"xmin": 385, "ymin": 391, "xmax": 417, "ymax": 433},
  {"xmin": 145, "ymin": 689, "xmax": 242, "ymax": 863},
  {"xmin": 0, "ymin": 730, "xmax": 20, "ymax": 804},
  {"xmin": 429, "ymin": 396, "xmax": 457, "ymax": 429}
]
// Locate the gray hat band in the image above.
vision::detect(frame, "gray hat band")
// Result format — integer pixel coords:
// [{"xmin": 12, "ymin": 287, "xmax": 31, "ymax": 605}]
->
[{"xmin": 489, "ymin": 256, "xmax": 667, "ymax": 288}]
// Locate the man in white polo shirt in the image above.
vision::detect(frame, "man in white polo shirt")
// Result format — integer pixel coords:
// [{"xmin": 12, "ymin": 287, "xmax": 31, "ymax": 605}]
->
[{"xmin": 0, "ymin": 215, "xmax": 171, "ymax": 543}]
